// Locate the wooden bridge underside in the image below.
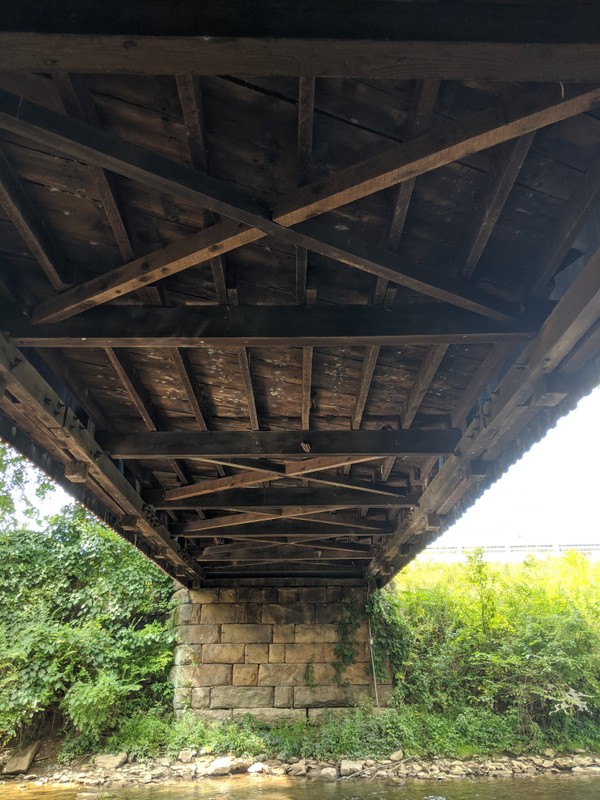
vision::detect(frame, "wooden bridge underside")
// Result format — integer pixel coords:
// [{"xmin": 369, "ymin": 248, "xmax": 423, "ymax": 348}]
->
[{"xmin": 1, "ymin": 2, "xmax": 600, "ymax": 586}]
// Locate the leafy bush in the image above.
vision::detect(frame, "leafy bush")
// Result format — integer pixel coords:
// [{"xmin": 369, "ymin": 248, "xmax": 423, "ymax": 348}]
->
[{"xmin": 0, "ymin": 505, "xmax": 174, "ymax": 745}]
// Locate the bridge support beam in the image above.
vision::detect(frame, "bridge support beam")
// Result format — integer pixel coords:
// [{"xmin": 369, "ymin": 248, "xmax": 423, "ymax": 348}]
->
[{"xmin": 172, "ymin": 583, "xmax": 391, "ymax": 722}]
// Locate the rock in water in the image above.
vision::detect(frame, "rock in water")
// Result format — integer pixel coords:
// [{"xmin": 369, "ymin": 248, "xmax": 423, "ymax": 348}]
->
[{"xmin": 3, "ymin": 742, "xmax": 40, "ymax": 775}]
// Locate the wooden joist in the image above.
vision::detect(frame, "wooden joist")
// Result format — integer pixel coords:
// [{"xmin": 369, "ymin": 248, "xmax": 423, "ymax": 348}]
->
[
  {"xmin": 97, "ymin": 428, "xmax": 461, "ymax": 459},
  {"xmin": 5, "ymin": 3, "xmax": 600, "ymax": 79},
  {"xmin": 2, "ymin": 304, "xmax": 543, "ymax": 348}
]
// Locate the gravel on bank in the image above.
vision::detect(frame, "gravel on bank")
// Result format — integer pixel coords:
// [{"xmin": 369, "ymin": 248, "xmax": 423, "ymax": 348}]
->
[{"xmin": 2, "ymin": 747, "xmax": 600, "ymax": 791}]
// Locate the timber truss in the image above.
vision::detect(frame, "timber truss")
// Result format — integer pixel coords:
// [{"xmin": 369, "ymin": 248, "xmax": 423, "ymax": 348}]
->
[{"xmin": 1, "ymin": 2, "xmax": 600, "ymax": 585}]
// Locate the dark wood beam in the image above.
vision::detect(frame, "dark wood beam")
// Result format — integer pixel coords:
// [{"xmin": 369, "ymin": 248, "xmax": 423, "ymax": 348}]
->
[
  {"xmin": 0, "ymin": 84, "xmax": 594, "ymax": 321},
  {"xmin": 143, "ymin": 486, "xmax": 420, "ymax": 510},
  {"xmin": 532, "ymin": 153, "xmax": 600, "ymax": 297},
  {"xmin": 176, "ymin": 74, "xmax": 228, "ymax": 304},
  {"xmin": 97, "ymin": 428, "xmax": 461, "ymax": 459},
  {"xmin": 105, "ymin": 348, "xmax": 158, "ymax": 431},
  {"xmin": 2, "ymin": 304, "xmax": 543, "ymax": 349},
  {"xmin": 450, "ymin": 343, "xmax": 515, "ymax": 428},
  {"xmin": 238, "ymin": 348, "xmax": 259, "ymax": 431},
  {"xmin": 386, "ymin": 79, "xmax": 440, "ymax": 250},
  {"xmin": 196, "ymin": 543, "xmax": 375, "ymax": 562},
  {"xmin": 0, "ymin": 149, "xmax": 68, "ymax": 291},
  {"xmin": 5, "ymin": 3, "xmax": 600, "ymax": 79},
  {"xmin": 457, "ymin": 133, "xmax": 534, "ymax": 279},
  {"xmin": 169, "ymin": 348, "xmax": 208, "ymax": 430},
  {"xmin": 402, "ymin": 344, "xmax": 448, "ymax": 429},
  {"xmin": 172, "ymin": 506, "xmax": 344, "ymax": 535},
  {"xmin": 54, "ymin": 72, "xmax": 138, "ymax": 263}
]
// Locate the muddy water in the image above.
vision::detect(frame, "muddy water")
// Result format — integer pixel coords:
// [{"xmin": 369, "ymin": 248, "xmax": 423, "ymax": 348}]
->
[{"xmin": 2, "ymin": 774, "xmax": 600, "ymax": 800}]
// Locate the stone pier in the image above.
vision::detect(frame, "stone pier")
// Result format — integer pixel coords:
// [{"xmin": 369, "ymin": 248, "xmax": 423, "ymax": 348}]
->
[{"xmin": 172, "ymin": 584, "xmax": 392, "ymax": 723}]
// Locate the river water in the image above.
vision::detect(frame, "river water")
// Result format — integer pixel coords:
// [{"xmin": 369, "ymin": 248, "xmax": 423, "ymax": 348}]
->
[{"xmin": 2, "ymin": 775, "xmax": 600, "ymax": 800}]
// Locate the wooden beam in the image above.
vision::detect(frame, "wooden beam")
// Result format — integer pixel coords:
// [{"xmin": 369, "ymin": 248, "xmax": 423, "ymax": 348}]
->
[
  {"xmin": 169, "ymin": 348, "xmax": 208, "ymax": 430},
  {"xmin": 296, "ymin": 77, "xmax": 315, "ymax": 303},
  {"xmin": 0, "ymin": 332, "xmax": 202, "ymax": 582},
  {"xmin": 97, "ymin": 428, "xmax": 461, "ymax": 459},
  {"xmin": 105, "ymin": 348, "xmax": 158, "ymax": 431},
  {"xmin": 532, "ymin": 153, "xmax": 600, "ymax": 297},
  {"xmin": 0, "ymin": 84, "xmax": 593, "ymax": 320},
  {"xmin": 176, "ymin": 74, "xmax": 228, "ymax": 304},
  {"xmin": 0, "ymin": 149, "xmax": 68, "ymax": 292},
  {"xmin": 3, "ymin": 304, "xmax": 543, "ymax": 349},
  {"xmin": 386, "ymin": 79, "xmax": 440, "ymax": 249},
  {"xmin": 238, "ymin": 348, "xmax": 259, "ymax": 431},
  {"xmin": 450, "ymin": 343, "xmax": 515, "ymax": 428},
  {"xmin": 144, "ymin": 487, "xmax": 420, "ymax": 510},
  {"xmin": 196, "ymin": 543, "xmax": 374, "ymax": 562},
  {"xmin": 54, "ymin": 72, "xmax": 137, "ymax": 263},
  {"xmin": 457, "ymin": 133, "xmax": 534, "ymax": 279},
  {"xmin": 5, "ymin": 3, "xmax": 600, "ymax": 79},
  {"xmin": 402, "ymin": 344, "xmax": 448, "ymax": 429},
  {"xmin": 350, "ymin": 345, "xmax": 381, "ymax": 432}
]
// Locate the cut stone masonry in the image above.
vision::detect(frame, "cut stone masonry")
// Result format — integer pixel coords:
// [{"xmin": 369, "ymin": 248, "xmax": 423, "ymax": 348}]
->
[{"xmin": 172, "ymin": 584, "xmax": 392, "ymax": 724}]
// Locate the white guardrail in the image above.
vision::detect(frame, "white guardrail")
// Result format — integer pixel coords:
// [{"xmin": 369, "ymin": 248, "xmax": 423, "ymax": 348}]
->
[{"xmin": 420, "ymin": 543, "xmax": 600, "ymax": 562}]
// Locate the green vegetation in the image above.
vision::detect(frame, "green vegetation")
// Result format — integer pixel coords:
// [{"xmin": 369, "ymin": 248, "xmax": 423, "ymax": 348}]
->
[{"xmin": 1, "ymin": 443, "xmax": 600, "ymax": 760}]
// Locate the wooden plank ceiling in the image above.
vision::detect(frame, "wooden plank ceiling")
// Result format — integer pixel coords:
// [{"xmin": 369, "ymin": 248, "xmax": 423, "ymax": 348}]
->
[{"xmin": 1, "ymin": 2, "xmax": 600, "ymax": 586}]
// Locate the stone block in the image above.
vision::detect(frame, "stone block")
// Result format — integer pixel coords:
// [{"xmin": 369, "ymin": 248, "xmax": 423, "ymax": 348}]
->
[
  {"xmin": 245, "ymin": 603, "xmax": 261, "ymax": 623},
  {"xmin": 221, "ymin": 624, "xmax": 273, "ymax": 643},
  {"xmin": 277, "ymin": 587, "xmax": 298, "ymax": 603},
  {"xmin": 315, "ymin": 604, "xmax": 338, "ymax": 624},
  {"xmin": 325, "ymin": 587, "xmax": 343, "ymax": 603},
  {"xmin": 312, "ymin": 662, "xmax": 372, "ymax": 685},
  {"xmin": 272, "ymin": 624, "xmax": 295, "ymax": 643},
  {"xmin": 192, "ymin": 709, "xmax": 232, "ymax": 722},
  {"xmin": 201, "ymin": 604, "xmax": 245, "ymax": 623},
  {"xmin": 233, "ymin": 664, "xmax": 258, "ymax": 686},
  {"xmin": 307, "ymin": 707, "xmax": 347, "ymax": 722},
  {"xmin": 284, "ymin": 643, "xmax": 324, "ymax": 663},
  {"xmin": 232, "ymin": 708, "xmax": 306, "ymax": 724},
  {"xmin": 245, "ymin": 644, "xmax": 270, "ymax": 663},
  {"xmin": 295, "ymin": 624, "xmax": 338, "ymax": 643},
  {"xmin": 201, "ymin": 644, "xmax": 245, "ymax": 664},
  {"xmin": 262, "ymin": 604, "xmax": 315, "ymax": 624},
  {"xmin": 174, "ymin": 603, "xmax": 192, "ymax": 625},
  {"xmin": 178, "ymin": 624, "xmax": 220, "ymax": 645},
  {"xmin": 173, "ymin": 645, "xmax": 197, "ymax": 666},
  {"xmin": 191, "ymin": 688, "xmax": 210, "ymax": 709},
  {"xmin": 173, "ymin": 587, "xmax": 190, "ymax": 605},
  {"xmin": 218, "ymin": 587, "xmax": 237, "ymax": 603},
  {"xmin": 269, "ymin": 644, "xmax": 285, "ymax": 663},
  {"xmin": 189, "ymin": 588, "xmax": 219, "ymax": 604},
  {"xmin": 294, "ymin": 685, "xmax": 374, "ymax": 708},
  {"xmin": 173, "ymin": 687, "xmax": 191, "ymax": 710},
  {"xmin": 258, "ymin": 663, "xmax": 307, "ymax": 686},
  {"xmin": 236, "ymin": 586, "xmax": 277, "ymax": 603},
  {"xmin": 274, "ymin": 686, "xmax": 293, "ymax": 708},
  {"xmin": 210, "ymin": 686, "xmax": 274, "ymax": 709},
  {"xmin": 193, "ymin": 664, "xmax": 233, "ymax": 686},
  {"xmin": 355, "ymin": 623, "xmax": 370, "ymax": 642},
  {"xmin": 298, "ymin": 587, "xmax": 327, "ymax": 603}
]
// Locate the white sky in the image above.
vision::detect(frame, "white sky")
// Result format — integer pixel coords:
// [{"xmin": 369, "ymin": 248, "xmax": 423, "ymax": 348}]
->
[
  {"xmin": 21, "ymin": 384, "xmax": 600, "ymax": 548},
  {"xmin": 434, "ymin": 384, "xmax": 600, "ymax": 549}
]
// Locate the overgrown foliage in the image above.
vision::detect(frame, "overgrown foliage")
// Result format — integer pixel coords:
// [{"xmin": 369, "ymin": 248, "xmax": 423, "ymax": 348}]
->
[
  {"xmin": 367, "ymin": 550, "xmax": 600, "ymax": 754},
  {"xmin": 0, "ymin": 503, "xmax": 174, "ymax": 748}
]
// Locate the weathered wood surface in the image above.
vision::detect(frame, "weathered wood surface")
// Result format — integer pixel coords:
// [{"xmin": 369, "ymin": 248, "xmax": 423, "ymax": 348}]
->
[{"xmin": 0, "ymin": 29, "xmax": 599, "ymax": 581}]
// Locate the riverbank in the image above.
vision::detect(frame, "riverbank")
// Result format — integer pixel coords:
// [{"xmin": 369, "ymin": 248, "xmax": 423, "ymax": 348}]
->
[{"xmin": 3, "ymin": 746, "xmax": 600, "ymax": 791}]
